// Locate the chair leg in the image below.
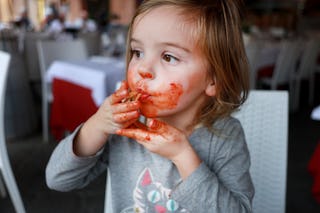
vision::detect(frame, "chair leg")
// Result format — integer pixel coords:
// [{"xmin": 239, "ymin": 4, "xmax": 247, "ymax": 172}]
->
[
  {"xmin": 290, "ymin": 79, "xmax": 300, "ymax": 112},
  {"xmin": 309, "ymin": 72, "xmax": 315, "ymax": 106},
  {"xmin": 42, "ymin": 92, "xmax": 49, "ymax": 143},
  {"xmin": 0, "ymin": 173, "xmax": 7, "ymax": 197},
  {"xmin": 2, "ymin": 167, "xmax": 26, "ymax": 213},
  {"xmin": 0, "ymin": 148, "xmax": 26, "ymax": 213}
]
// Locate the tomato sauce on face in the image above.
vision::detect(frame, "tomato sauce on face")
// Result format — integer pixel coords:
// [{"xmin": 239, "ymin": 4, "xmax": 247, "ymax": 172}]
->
[
  {"xmin": 140, "ymin": 83, "xmax": 183, "ymax": 117},
  {"xmin": 140, "ymin": 72, "xmax": 153, "ymax": 79},
  {"xmin": 127, "ymin": 67, "xmax": 184, "ymax": 117}
]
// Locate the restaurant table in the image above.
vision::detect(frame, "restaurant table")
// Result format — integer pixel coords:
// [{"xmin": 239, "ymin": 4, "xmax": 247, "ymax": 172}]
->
[
  {"xmin": 46, "ymin": 58, "xmax": 126, "ymax": 140},
  {"xmin": 308, "ymin": 105, "xmax": 320, "ymax": 203}
]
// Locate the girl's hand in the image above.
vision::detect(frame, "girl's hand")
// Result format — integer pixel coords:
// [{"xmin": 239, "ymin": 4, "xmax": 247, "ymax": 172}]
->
[
  {"xmin": 116, "ymin": 119, "xmax": 191, "ymax": 161},
  {"xmin": 73, "ymin": 81, "xmax": 140, "ymax": 156},
  {"xmin": 95, "ymin": 81, "xmax": 141, "ymax": 135},
  {"xmin": 116, "ymin": 119, "xmax": 201, "ymax": 179}
]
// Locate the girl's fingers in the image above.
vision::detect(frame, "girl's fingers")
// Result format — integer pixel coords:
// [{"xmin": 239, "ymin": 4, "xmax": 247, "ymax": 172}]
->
[
  {"xmin": 110, "ymin": 81, "xmax": 128, "ymax": 104},
  {"xmin": 116, "ymin": 128, "xmax": 153, "ymax": 143},
  {"xmin": 112, "ymin": 101, "xmax": 140, "ymax": 113},
  {"xmin": 147, "ymin": 119, "xmax": 168, "ymax": 133},
  {"xmin": 118, "ymin": 80, "xmax": 128, "ymax": 91},
  {"xmin": 113, "ymin": 111, "xmax": 140, "ymax": 123},
  {"xmin": 116, "ymin": 119, "xmax": 166, "ymax": 142},
  {"xmin": 130, "ymin": 121, "xmax": 148, "ymax": 130}
]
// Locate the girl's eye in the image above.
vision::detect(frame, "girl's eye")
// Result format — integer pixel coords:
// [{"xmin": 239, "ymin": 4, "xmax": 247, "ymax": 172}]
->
[
  {"xmin": 131, "ymin": 50, "xmax": 144, "ymax": 59},
  {"xmin": 163, "ymin": 54, "xmax": 179, "ymax": 64}
]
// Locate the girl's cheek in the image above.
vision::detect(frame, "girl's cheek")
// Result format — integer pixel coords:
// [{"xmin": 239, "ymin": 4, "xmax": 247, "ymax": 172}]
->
[
  {"xmin": 127, "ymin": 69, "xmax": 136, "ymax": 90},
  {"xmin": 186, "ymin": 71, "xmax": 205, "ymax": 93}
]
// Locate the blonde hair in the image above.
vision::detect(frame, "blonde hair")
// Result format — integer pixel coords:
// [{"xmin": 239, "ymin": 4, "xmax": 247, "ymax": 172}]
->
[{"xmin": 126, "ymin": 0, "xmax": 249, "ymax": 129}]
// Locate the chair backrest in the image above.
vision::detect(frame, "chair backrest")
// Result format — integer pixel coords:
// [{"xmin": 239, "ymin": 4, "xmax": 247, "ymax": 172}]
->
[
  {"xmin": 37, "ymin": 39, "xmax": 89, "ymax": 78},
  {"xmin": 245, "ymin": 39, "xmax": 263, "ymax": 89},
  {"xmin": 37, "ymin": 39, "xmax": 88, "ymax": 142},
  {"xmin": 0, "ymin": 51, "xmax": 10, "ymax": 168},
  {"xmin": 296, "ymin": 38, "xmax": 320, "ymax": 80},
  {"xmin": 270, "ymin": 39, "xmax": 301, "ymax": 89},
  {"xmin": 0, "ymin": 51, "xmax": 26, "ymax": 212},
  {"xmin": 233, "ymin": 90, "xmax": 288, "ymax": 213},
  {"xmin": 24, "ymin": 32, "xmax": 51, "ymax": 81},
  {"xmin": 78, "ymin": 31, "xmax": 102, "ymax": 56},
  {"xmin": 0, "ymin": 52, "xmax": 10, "ymax": 197}
]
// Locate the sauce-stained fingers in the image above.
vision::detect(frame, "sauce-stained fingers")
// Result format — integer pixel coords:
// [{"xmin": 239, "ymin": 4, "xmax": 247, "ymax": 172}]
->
[
  {"xmin": 131, "ymin": 121, "xmax": 148, "ymax": 130},
  {"xmin": 143, "ymin": 119, "xmax": 171, "ymax": 136},
  {"xmin": 112, "ymin": 101, "xmax": 140, "ymax": 113},
  {"xmin": 121, "ymin": 91, "xmax": 141, "ymax": 103},
  {"xmin": 118, "ymin": 80, "xmax": 128, "ymax": 90},
  {"xmin": 147, "ymin": 119, "xmax": 167, "ymax": 132},
  {"xmin": 113, "ymin": 110, "xmax": 140, "ymax": 123},
  {"xmin": 116, "ymin": 120, "xmax": 165, "ymax": 142},
  {"xmin": 110, "ymin": 82, "xmax": 129, "ymax": 104},
  {"xmin": 116, "ymin": 128, "xmax": 153, "ymax": 142}
]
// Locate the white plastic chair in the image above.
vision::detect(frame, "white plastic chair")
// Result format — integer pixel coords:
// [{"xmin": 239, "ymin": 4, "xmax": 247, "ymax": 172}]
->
[
  {"xmin": 78, "ymin": 31, "xmax": 102, "ymax": 56},
  {"xmin": 258, "ymin": 39, "xmax": 301, "ymax": 112},
  {"xmin": 245, "ymin": 38, "xmax": 263, "ymax": 89},
  {"xmin": 233, "ymin": 90, "xmax": 288, "ymax": 213},
  {"xmin": 259, "ymin": 39, "xmax": 301, "ymax": 90},
  {"xmin": 37, "ymin": 39, "xmax": 88, "ymax": 142},
  {"xmin": 291, "ymin": 38, "xmax": 320, "ymax": 110},
  {"xmin": 104, "ymin": 168, "xmax": 113, "ymax": 213},
  {"xmin": 24, "ymin": 32, "xmax": 51, "ymax": 82},
  {"xmin": 0, "ymin": 50, "xmax": 26, "ymax": 213}
]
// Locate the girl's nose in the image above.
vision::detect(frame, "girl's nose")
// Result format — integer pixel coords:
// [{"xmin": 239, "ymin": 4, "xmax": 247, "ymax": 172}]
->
[
  {"xmin": 137, "ymin": 56, "xmax": 155, "ymax": 79},
  {"xmin": 138, "ymin": 69, "xmax": 154, "ymax": 79}
]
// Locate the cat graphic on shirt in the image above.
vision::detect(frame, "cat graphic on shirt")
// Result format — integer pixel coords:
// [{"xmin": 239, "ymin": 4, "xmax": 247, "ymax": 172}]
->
[{"xmin": 121, "ymin": 168, "xmax": 188, "ymax": 213}]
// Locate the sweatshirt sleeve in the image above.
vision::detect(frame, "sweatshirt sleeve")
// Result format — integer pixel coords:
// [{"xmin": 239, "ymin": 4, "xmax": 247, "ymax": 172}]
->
[
  {"xmin": 45, "ymin": 126, "xmax": 108, "ymax": 192},
  {"xmin": 171, "ymin": 118, "xmax": 254, "ymax": 212}
]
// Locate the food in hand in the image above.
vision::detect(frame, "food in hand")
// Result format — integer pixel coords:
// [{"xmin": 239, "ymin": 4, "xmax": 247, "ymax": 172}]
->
[{"xmin": 121, "ymin": 91, "xmax": 141, "ymax": 103}]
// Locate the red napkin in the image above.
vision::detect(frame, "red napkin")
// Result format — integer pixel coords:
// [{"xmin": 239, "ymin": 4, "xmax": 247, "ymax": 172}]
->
[
  {"xmin": 50, "ymin": 78, "xmax": 98, "ymax": 140},
  {"xmin": 308, "ymin": 141, "xmax": 320, "ymax": 203},
  {"xmin": 257, "ymin": 65, "xmax": 275, "ymax": 79}
]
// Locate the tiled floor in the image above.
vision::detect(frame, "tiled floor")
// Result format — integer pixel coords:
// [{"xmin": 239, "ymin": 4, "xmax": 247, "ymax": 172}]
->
[{"xmin": 1, "ymin": 93, "xmax": 320, "ymax": 213}]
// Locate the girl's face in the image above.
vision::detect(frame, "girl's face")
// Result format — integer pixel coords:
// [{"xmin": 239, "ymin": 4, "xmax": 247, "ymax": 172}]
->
[{"xmin": 128, "ymin": 6, "xmax": 215, "ymax": 127}]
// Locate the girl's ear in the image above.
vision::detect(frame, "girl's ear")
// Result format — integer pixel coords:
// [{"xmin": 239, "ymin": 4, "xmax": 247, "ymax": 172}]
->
[{"xmin": 205, "ymin": 80, "xmax": 216, "ymax": 97}]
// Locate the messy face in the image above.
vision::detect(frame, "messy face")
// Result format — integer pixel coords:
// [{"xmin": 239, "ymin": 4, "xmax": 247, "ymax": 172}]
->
[{"xmin": 127, "ymin": 6, "xmax": 214, "ymax": 125}]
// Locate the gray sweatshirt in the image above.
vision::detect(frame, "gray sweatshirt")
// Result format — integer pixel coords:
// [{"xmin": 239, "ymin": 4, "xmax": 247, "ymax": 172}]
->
[{"xmin": 46, "ymin": 116, "xmax": 254, "ymax": 213}]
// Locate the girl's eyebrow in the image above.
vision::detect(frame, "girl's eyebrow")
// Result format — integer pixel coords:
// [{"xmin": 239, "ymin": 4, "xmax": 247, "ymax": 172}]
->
[
  {"xmin": 162, "ymin": 42, "xmax": 191, "ymax": 53},
  {"xmin": 130, "ymin": 37, "xmax": 190, "ymax": 53},
  {"xmin": 130, "ymin": 38, "xmax": 142, "ymax": 45}
]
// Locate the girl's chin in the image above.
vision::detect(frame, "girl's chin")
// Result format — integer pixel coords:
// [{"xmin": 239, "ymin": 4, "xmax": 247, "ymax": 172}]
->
[{"xmin": 140, "ymin": 108, "xmax": 173, "ymax": 119}]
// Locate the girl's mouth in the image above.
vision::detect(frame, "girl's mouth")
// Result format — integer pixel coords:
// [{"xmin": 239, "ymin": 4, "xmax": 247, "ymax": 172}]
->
[
  {"xmin": 136, "ymin": 88, "xmax": 150, "ymax": 102},
  {"xmin": 121, "ymin": 88, "xmax": 150, "ymax": 103}
]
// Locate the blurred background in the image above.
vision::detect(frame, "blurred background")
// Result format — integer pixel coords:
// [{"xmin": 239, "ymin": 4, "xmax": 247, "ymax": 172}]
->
[{"xmin": 0, "ymin": 0, "xmax": 320, "ymax": 212}]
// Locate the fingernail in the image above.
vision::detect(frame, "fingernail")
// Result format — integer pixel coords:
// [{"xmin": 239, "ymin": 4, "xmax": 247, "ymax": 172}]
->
[{"xmin": 148, "ymin": 119, "xmax": 161, "ymax": 130}]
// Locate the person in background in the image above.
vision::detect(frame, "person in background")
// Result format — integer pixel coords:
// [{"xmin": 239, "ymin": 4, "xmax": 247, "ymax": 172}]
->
[
  {"xmin": 80, "ymin": 10, "xmax": 97, "ymax": 33},
  {"xmin": 40, "ymin": 3, "xmax": 61, "ymax": 32},
  {"xmin": 64, "ymin": 10, "xmax": 94, "ymax": 38},
  {"xmin": 15, "ymin": 9, "xmax": 33, "ymax": 31},
  {"xmin": 46, "ymin": 0, "xmax": 254, "ymax": 212},
  {"xmin": 45, "ymin": 12, "xmax": 65, "ymax": 39}
]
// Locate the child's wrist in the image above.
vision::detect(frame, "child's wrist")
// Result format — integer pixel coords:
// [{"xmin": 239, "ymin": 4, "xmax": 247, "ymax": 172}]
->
[
  {"xmin": 171, "ymin": 146, "xmax": 201, "ymax": 180},
  {"xmin": 73, "ymin": 116, "xmax": 109, "ymax": 157}
]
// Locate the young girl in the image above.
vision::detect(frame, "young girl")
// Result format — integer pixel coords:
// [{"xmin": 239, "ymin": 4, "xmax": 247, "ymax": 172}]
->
[{"xmin": 46, "ymin": 0, "xmax": 254, "ymax": 212}]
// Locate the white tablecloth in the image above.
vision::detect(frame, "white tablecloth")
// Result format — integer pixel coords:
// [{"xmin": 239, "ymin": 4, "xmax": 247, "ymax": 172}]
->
[{"xmin": 46, "ymin": 58, "xmax": 126, "ymax": 106}]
